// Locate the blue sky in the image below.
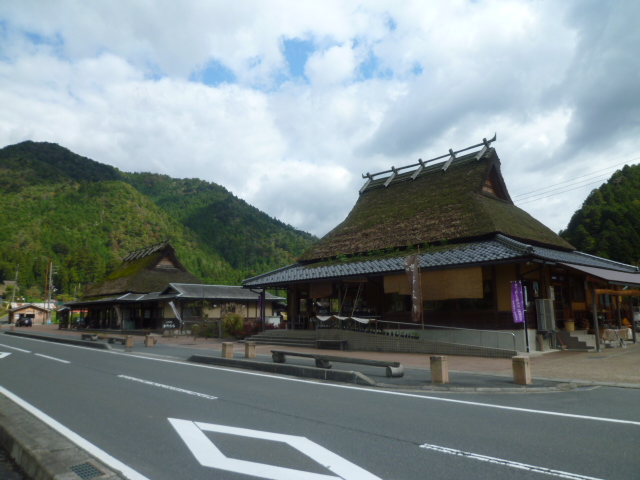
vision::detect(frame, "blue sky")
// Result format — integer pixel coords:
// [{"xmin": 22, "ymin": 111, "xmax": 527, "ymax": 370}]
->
[{"xmin": 0, "ymin": 1, "xmax": 639, "ymax": 237}]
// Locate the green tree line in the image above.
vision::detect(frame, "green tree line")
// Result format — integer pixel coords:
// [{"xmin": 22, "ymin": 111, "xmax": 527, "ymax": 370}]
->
[
  {"xmin": 560, "ymin": 164, "xmax": 640, "ymax": 265},
  {"xmin": 0, "ymin": 141, "xmax": 316, "ymax": 301}
]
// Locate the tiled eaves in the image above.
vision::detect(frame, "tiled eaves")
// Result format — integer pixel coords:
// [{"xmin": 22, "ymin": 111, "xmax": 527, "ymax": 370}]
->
[
  {"xmin": 168, "ymin": 283, "xmax": 284, "ymax": 301},
  {"xmin": 243, "ymin": 234, "xmax": 639, "ymax": 287},
  {"xmin": 500, "ymin": 236, "xmax": 639, "ymax": 273},
  {"xmin": 243, "ymin": 237, "xmax": 525, "ymax": 287}
]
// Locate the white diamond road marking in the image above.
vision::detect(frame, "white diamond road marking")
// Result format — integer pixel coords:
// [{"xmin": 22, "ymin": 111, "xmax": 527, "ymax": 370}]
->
[
  {"xmin": 169, "ymin": 418, "xmax": 383, "ymax": 480},
  {"xmin": 0, "ymin": 352, "xmax": 10, "ymax": 359}
]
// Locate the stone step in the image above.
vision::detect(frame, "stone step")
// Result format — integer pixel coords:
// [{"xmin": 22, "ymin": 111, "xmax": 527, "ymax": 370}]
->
[
  {"xmin": 567, "ymin": 329, "xmax": 597, "ymax": 347},
  {"xmin": 558, "ymin": 331, "xmax": 595, "ymax": 351}
]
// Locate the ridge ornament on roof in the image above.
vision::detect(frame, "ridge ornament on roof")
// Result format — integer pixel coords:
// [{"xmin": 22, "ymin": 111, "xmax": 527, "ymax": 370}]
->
[
  {"xmin": 123, "ymin": 239, "xmax": 172, "ymax": 262},
  {"xmin": 359, "ymin": 134, "xmax": 496, "ymax": 194}
]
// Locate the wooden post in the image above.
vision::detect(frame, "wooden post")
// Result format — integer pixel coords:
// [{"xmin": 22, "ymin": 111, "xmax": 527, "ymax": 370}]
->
[
  {"xmin": 222, "ymin": 342, "xmax": 234, "ymax": 359},
  {"xmin": 512, "ymin": 356, "xmax": 531, "ymax": 385},
  {"xmin": 592, "ymin": 289, "xmax": 601, "ymax": 353},
  {"xmin": 430, "ymin": 355, "xmax": 449, "ymax": 384},
  {"xmin": 245, "ymin": 342, "xmax": 256, "ymax": 359}
]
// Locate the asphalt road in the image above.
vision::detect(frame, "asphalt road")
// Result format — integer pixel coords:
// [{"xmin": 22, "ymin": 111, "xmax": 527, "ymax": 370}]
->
[{"xmin": 0, "ymin": 334, "xmax": 638, "ymax": 480}]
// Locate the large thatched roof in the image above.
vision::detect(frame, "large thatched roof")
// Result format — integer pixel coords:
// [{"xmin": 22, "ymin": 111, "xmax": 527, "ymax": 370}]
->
[
  {"xmin": 299, "ymin": 148, "xmax": 574, "ymax": 262},
  {"xmin": 83, "ymin": 241, "xmax": 201, "ymax": 298}
]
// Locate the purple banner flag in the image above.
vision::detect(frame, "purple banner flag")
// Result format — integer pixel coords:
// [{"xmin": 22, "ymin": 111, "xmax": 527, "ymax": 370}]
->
[
  {"xmin": 403, "ymin": 254, "xmax": 422, "ymax": 323},
  {"xmin": 511, "ymin": 281, "xmax": 525, "ymax": 324}
]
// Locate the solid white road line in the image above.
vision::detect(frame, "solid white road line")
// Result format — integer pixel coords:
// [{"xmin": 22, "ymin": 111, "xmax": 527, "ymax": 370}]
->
[
  {"xmin": 0, "ymin": 343, "xmax": 31, "ymax": 353},
  {"xmin": 420, "ymin": 443, "xmax": 606, "ymax": 480},
  {"xmin": 35, "ymin": 353, "xmax": 70, "ymax": 364},
  {"xmin": 8, "ymin": 335, "xmax": 640, "ymax": 427},
  {"xmin": 117, "ymin": 375, "xmax": 217, "ymax": 400},
  {"xmin": 0, "ymin": 386, "xmax": 151, "ymax": 480}
]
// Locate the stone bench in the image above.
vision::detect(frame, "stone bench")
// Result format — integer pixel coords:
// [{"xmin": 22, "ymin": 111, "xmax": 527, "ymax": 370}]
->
[
  {"xmin": 271, "ymin": 350, "xmax": 404, "ymax": 377},
  {"xmin": 81, "ymin": 333, "xmax": 98, "ymax": 341}
]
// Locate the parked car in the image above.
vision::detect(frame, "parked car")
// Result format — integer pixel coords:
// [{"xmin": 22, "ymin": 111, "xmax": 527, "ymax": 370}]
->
[{"xmin": 15, "ymin": 317, "xmax": 33, "ymax": 327}]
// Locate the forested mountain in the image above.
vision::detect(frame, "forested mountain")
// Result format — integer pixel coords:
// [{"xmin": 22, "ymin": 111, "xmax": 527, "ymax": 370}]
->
[
  {"xmin": 560, "ymin": 164, "xmax": 640, "ymax": 265},
  {"xmin": 0, "ymin": 141, "xmax": 316, "ymax": 300}
]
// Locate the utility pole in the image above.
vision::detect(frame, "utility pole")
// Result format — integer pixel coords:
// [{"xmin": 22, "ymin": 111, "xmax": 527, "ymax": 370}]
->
[
  {"xmin": 44, "ymin": 259, "xmax": 50, "ymax": 309},
  {"xmin": 48, "ymin": 260, "xmax": 54, "ymax": 309},
  {"xmin": 44, "ymin": 259, "xmax": 57, "ymax": 324},
  {"xmin": 10, "ymin": 265, "xmax": 19, "ymax": 304}
]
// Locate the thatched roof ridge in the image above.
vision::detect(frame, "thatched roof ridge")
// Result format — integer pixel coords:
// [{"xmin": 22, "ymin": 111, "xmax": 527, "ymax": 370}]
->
[
  {"xmin": 83, "ymin": 242, "xmax": 201, "ymax": 299},
  {"xmin": 299, "ymin": 148, "xmax": 574, "ymax": 262}
]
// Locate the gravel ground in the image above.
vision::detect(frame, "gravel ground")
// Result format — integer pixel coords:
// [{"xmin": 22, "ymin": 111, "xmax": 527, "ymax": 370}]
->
[{"xmin": 528, "ymin": 343, "xmax": 640, "ymax": 384}]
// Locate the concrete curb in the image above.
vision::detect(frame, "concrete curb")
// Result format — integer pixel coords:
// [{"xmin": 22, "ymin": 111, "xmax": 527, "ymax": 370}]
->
[
  {"xmin": 5, "ymin": 329, "xmax": 639, "ymax": 391},
  {"xmin": 4, "ymin": 331, "xmax": 111, "ymax": 350},
  {"xmin": 188, "ymin": 354, "xmax": 377, "ymax": 386},
  {"xmin": 0, "ymin": 394, "xmax": 123, "ymax": 480}
]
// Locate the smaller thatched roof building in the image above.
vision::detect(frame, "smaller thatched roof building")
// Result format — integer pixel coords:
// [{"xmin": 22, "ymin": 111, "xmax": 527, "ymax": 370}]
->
[{"xmin": 83, "ymin": 240, "xmax": 201, "ymax": 299}]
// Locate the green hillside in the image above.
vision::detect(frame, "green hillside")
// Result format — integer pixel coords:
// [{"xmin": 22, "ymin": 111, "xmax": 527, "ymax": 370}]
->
[
  {"xmin": 560, "ymin": 164, "xmax": 640, "ymax": 265},
  {"xmin": 0, "ymin": 141, "xmax": 316, "ymax": 300},
  {"xmin": 125, "ymin": 173, "xmax": 314, "ymax": 273}
]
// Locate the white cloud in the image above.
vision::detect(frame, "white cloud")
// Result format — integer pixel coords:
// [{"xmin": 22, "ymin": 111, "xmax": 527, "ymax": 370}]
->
[
  {"xmin": 0, "ymin": 0, "xmax": 639, "ymax": 242},
  {"xmin": 305, "ymin": 44, "xmax": 357, "ymax": 86}
]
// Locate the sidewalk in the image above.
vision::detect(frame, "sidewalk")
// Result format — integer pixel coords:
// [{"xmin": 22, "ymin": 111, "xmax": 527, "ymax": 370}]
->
[{"xmin": 7, "ymin": 324, "xmax": 640, "ymax": 389}]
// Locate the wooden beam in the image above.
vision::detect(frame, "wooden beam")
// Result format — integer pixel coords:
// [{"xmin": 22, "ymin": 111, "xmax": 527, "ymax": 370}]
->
[{"xmin": 595, "ymin": 289, "xmax": 640, "ymax": 296}]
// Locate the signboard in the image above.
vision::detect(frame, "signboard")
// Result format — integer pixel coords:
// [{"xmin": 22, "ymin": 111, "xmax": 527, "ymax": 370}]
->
[
  {"xmin": 163, "ymin": 320, "xmax": 180, "ymax": 330},
  {"xmin": 511, "ymin": 281, "xmax": 525, "ymax": 324}
]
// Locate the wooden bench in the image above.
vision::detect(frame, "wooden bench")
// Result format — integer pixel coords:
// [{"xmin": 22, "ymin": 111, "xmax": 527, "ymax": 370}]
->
[
  {"xmin": 81, "ymin": 333, "xmax": 98, "ymax": 341},
  {"xmin": 271, "ymin": 350, "xmax": 404, "ymax": 377},
  {"xmin": 315, "ymin": 340, "xmax": 348, "ymax": 350}
]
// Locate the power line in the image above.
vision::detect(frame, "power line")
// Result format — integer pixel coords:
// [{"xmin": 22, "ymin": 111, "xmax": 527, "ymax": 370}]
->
[
  {"xmin": 514, "ymin": 172, "xmax": 612, "ymax": 204},
  {"xmin": 515, "ymin": 177, "xmax": 612, "ymax": 206},
  {"xmin": 511, "ymin": 158, "xmax": 639, "ymax": 198},
  {"xmin": 511, "ymin": 154, "xmax": 640, "ymax": 206}
]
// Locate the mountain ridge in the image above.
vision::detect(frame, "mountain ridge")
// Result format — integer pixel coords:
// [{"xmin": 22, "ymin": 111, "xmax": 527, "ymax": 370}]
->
[{"xmin": 0, "ymin": 140, "xmax": 316, "ymax": 300}]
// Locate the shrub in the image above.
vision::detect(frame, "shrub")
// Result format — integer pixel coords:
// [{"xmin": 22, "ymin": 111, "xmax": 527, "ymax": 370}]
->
[
  {"xmin": 205, "ymin": 322, "xmax": 219, "ymax": 338},
  {"xmin": 223, "ymin": 313, "xmax": 245, "ymax": 339}
]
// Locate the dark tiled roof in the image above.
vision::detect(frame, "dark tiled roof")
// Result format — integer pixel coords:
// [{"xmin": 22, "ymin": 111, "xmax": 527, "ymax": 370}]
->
[
  {"xmin": 243, "ymin": 234, "xmax": 639, "ymax": 287},
  {"xmin": 66, "ymin": 283, "xmax": 284, "ymax": 308},
  {"xmin": 163, "ymin": 283, "xmax": 284, "ymax": 301},
  {"xmin": 299, "ymin": 148, "xmax": 574, "ymax": 262}
]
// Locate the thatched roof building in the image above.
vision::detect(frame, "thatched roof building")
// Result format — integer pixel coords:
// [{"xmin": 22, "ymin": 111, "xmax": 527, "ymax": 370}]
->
[
  {"xmin": 244, "ymin": 139, "xmax": 640, "ymax": 354},
  {"xmin": 300, "ymin": 146, "xmax": 572, "ymax": 262},
  {"xmin": 83, "ymin": 240, "xmax": 201, "ymax": 299}
]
